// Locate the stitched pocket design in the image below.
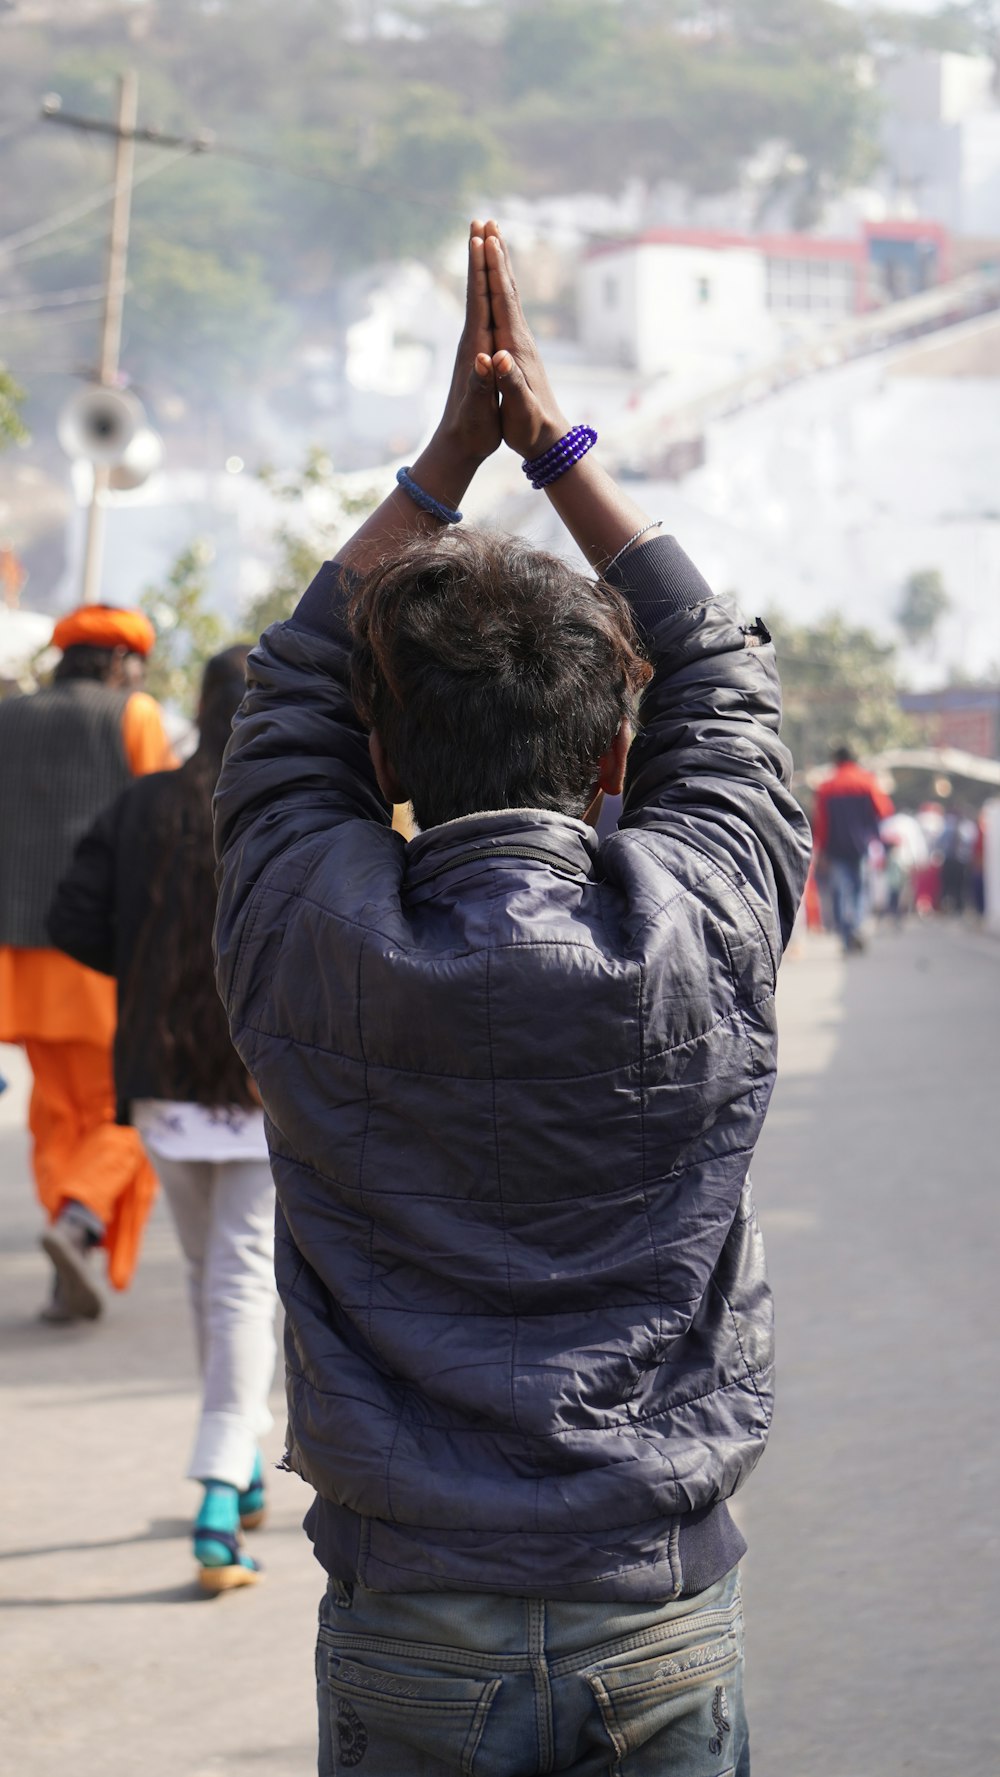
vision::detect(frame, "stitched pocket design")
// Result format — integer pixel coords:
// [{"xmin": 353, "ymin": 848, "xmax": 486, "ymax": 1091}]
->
[
  {"xmin": 586, "ymin": 1622, "xmax": 741, "ymax": 1768},
  {"xmin": 324, "ymin": 1652, "xmax": 500, "ymax": 1775}
]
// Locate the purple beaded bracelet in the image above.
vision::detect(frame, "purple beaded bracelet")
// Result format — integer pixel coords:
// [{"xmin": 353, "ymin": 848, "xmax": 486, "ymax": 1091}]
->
[{"xmin": 522, "ymin": 425, "xmax": 597, "ymax": 490}]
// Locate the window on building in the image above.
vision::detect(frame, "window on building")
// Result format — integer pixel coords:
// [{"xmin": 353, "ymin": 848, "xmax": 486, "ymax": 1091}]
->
[{"xmin": 766, "ymin": 254, "xmax": 855, "ymax": 314}]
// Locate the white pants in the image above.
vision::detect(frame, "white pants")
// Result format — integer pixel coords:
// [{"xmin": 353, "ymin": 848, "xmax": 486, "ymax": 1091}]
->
[{"xmin": 154, "ymin": 1155, "xmax": 277, "ymax": 1491}]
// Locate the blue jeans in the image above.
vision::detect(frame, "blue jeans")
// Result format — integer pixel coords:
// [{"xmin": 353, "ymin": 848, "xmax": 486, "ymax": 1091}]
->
[
  {"xmin": 316, "ymin": 1565, "xmax": 749, "ymax": 1775},
  {"xmin": 828, "ymin": 857, "xmax": 865, "ymax": 945}
]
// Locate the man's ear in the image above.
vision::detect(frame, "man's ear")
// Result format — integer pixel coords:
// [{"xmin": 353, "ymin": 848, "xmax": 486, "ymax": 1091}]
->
[
  {"xmin": 596, "ymin": 722, "xmax": 631, "ymax": 797},
  {"xmin": 369, "ymin": 731, "xmax": 406, "ymax": 805},
  {"xmin": 582, "ymin": 723, "xmax": 631, "ymax": 827}
]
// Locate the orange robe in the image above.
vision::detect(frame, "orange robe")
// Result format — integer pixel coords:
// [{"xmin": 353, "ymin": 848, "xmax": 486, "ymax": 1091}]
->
[{"xmin": 0, "ymin": 692, "xmax": 176, "ymax": 1290}]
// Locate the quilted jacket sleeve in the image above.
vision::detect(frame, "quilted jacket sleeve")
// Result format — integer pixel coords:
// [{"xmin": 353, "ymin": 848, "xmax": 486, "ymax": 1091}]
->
[
  {"xmin": 213, "ymin": 561, "xmax": 391, "ymax": 1010},
  {"xmin": 607, "ymin": 534, "xmax": 812, "ymax": 952}
]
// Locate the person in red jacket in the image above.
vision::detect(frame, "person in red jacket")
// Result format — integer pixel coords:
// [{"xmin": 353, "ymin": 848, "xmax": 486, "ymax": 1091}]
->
[{"xmin": 812, "ymin": 746, "xmax": 893, "ymax": 953}]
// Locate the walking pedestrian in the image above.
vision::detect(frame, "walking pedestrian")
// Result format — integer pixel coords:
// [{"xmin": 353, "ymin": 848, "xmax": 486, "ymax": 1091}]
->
[
  {"xmin": 215, "ymin": 221, "xmax": 812, "ymax": 1771},
  {"xmin": 812, "ymin": 745, "xmax": 893, "ymax": 953},
  {"xmin": 0, "ymin": 605, "xmax": 174, "ymax": 1322},
  {"xmin": 49, "ymin": 647, "xmax": 276, "ymax": 1590}
]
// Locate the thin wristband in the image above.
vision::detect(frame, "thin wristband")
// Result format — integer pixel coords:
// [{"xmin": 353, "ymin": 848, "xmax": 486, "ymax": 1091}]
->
[
  {"xmin": 606, "ymin": 520, "xmax": 663, "ymax": 572},
  {"xmin": 396, "ymin": 467, "xmax": 463, "ymax": 525}
]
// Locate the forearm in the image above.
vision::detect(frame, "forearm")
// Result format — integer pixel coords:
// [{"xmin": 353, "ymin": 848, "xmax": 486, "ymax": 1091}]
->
[
  {"xmin": 542, "ymin": 450, "xmax": 654, "ymax": 574},
  {"xmin": 339, "ymin": 428, "xmax": 485, "ymax": 575}
]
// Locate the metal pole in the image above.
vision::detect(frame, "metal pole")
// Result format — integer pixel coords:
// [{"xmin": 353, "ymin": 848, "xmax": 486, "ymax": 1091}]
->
[{"xmin": 81, "ymin": 69, "xmax": 137, "ymax": 604}]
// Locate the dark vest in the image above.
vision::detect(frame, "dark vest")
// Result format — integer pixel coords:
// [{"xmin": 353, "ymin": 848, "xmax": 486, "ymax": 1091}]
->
[{"xmin": 0, "ymin": 680, "xmax": 131, "ymax": 948}]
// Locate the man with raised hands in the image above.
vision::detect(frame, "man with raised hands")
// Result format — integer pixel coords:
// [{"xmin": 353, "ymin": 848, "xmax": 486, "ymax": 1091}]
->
[{"xmin": 215, "ymin": 220, "xmax": 810, "ymax": 1776}]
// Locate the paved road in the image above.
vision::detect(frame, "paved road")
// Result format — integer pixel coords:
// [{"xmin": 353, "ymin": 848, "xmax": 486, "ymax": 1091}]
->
[
  {"xmin": 741, "ymin": 920, "xmax": 1000, "ymax": 1776},
  {"xmin": 1, "ymin": 919, "xmax": 997, "ymax": 1776}
]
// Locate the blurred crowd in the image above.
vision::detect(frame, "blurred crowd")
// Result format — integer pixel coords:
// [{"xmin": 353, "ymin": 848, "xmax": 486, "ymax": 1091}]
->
[{"xmin": 804, "ymin": 744, "xmax": 988, "ymax": 952}]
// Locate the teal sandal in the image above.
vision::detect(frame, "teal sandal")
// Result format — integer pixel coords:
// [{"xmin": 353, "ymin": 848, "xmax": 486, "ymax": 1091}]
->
[
  {"xmin": 194, "ymin": 1483, "xmax": 261, "ymax": 1593},
  {"xmin": 238, "ymin": 1451, "xmax": 267, "ymax": 1531}
]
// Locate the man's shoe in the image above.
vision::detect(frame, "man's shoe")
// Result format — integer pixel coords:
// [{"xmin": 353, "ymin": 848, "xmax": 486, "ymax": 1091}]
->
[
  {"xmin": 40, "ymin": 1209, "xmax": 104, "ymax": 1321},
  {"xmin": 38, "ymin": 1272, "xmax": 84, "ymax": 1325}
]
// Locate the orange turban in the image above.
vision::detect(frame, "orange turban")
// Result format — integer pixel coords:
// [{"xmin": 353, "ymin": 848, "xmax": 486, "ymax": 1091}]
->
[{"xmin": 52, "ymin": 604, "xmax": 156, "ymax": 658}]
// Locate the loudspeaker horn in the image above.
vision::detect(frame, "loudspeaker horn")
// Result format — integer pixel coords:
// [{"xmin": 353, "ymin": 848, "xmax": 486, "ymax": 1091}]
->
[
  {"xmin": 57, "ymin": 385, "xmax": 144, "ymax": 466},
  {"xmin": 109, "ymin": 427, "xmax": 163, "ymax": 492}
]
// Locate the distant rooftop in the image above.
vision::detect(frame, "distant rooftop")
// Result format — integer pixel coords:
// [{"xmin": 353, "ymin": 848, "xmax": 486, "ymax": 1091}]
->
[{"xmin": 585, "ymin": 220, "xmax": 951, "ymax": 265}]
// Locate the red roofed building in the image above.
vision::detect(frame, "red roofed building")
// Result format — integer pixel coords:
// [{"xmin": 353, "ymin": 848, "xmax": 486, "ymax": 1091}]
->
[{"xmin": 578, "ymin": 221, "xmax": 951, "ymax": 378}]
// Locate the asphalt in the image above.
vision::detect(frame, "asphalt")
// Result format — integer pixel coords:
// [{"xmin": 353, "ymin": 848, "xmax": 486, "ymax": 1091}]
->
[{"xmin": 1, "ymin": 917, "xmax": 997, "ymax": 1776}]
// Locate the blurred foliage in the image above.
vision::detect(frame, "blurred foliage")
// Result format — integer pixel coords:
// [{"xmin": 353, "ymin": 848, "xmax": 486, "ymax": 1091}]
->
[
  {"xmin": 0, "ymin": 366, "xmax": 29, "ymax": 450},
  {"xmin": 244, "ymin": 447, "xmax": 379, "ymax": 634},
  {"xmin": 139, "ymin": 450, "xmax": 379, "ymax": 713},
  {"xmin": 896, "ymin": 567, "xmax": 951, "ymax": 649},
  {"xmin": 127, "ymin": 238, "xmax": 284, "ymax": 396},
  {"xmin": 141, "ymin": 542, "xmax": 240, "ymax": 711},
  {"xmin": 0, "ymin": 0, "xmax": 920, "ymax": 407},
  {"xmin": 880, "ymin": 1, "xmax": 1000, "ymax": 69},
  {"xmin": 766, "ymin": 610, "xmax": 914, "ymax": 773}
]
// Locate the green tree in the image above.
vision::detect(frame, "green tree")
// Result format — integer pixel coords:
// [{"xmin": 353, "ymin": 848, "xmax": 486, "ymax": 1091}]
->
[
  {"xmin": 136, "ymin": 452, "xmax": 377, "ymax": 714},
  {"xmin": 491, "ymin": 0, "xmax": 876, "ymax": 218},
  {"xmin": 766, "ymin": 611, "xmax": 912, "ymax": 775},
  {"xmin": 0, "ymin": 366, "xmax": 28, "ymax": 451},
  {"xmin": 141, "ymin": 542, "xmax": 240, "ymax": 711},
  {"xmin": 244, "ymin": 448, "xmax": 379, "ymax": 635},
  {"xmin": 896, "ymin": 568, "xmax": 951, "ymax": 649},
  {"xmin": 127, "ymin": 239, "xmax": 284, "ymax": 399}
]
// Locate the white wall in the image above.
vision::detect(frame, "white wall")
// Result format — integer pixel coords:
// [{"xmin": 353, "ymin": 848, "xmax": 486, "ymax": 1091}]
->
[
  {"xmin": 881, "ymin": 51, "xmax": 1000, "ymax": 232},
  {"xmin": 577, "ymin": 249, "xmax": 642, "ymax": 369},
  {"xmin": 959, "ymin": 114, "xmax": 1000, "ymax": 234},
  {"xmin": 883, "ymin": 52, "xmax": 994, "ymax": 127},
  {"xmin": 579, "ymin": 242, "xmax": 777, "ymax": 381}
]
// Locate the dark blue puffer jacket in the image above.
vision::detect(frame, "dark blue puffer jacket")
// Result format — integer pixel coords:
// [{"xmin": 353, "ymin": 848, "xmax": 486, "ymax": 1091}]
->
[{"xmin": 214, "ymin": 534, "xmax": 811, "ymax": 1601}]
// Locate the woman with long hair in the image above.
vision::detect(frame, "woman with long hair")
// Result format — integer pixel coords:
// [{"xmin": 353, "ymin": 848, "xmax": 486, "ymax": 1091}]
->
[{"xmin": 50, "ymin": 646, "xmax": 276, "ymax": 1592}]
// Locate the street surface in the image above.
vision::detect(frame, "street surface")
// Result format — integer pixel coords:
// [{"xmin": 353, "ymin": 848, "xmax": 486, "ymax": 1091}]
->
[{"xmin": 1, "ymin": 919, "xmax": 998, "ymax": 1776}]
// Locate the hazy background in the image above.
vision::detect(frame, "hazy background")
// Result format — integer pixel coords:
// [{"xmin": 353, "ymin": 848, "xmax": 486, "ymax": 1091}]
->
[{"xmin": 2, "ymin": 0, "xmax": 1000, "ymax": 768}]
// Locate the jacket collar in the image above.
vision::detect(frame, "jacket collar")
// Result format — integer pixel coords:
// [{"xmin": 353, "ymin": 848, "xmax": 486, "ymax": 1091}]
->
[{"xmin": 405, "ymin": 809, "xmax": 600, "ymax": 894}]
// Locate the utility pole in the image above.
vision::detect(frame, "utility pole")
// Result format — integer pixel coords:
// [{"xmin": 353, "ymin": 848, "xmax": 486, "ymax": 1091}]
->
[
  {"xmin": 42, "ymin": 79, "xmax": 211, "ymax": 603},
  {"xmin": 80, "ymin": 69, "xmax": 137, "ymax": 605}
]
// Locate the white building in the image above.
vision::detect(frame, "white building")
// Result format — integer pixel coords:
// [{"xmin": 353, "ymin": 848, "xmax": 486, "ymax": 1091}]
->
[
  {"xmin": 881, "ymin": 51, "xmax": 1000, "ymax": 235},
  {"xmin": 578, "ymin": 229, "xmax": 865, "ymax": 383}
]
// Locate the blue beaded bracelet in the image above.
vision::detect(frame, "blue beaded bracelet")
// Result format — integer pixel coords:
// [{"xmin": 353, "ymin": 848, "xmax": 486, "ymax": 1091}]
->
[
  {"xmin": 522, "ymin": 425, "xmax": 598, "ymax": 491},
  {"xmin": 396, "ymin": 467, "xmax": 462, "ymax": 525}
]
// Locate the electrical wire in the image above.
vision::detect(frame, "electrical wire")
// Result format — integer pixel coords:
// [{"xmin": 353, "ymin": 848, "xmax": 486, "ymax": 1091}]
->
[
  {"xmin": 205, "ymin": 138, "xmax": 475, "ymax": 220},
  {"xmin": 0, "ymin": 282, "xmax": 110, "ymax": 318},
  {"xmin": 0, "ymin": 215, "xmax": 120, "ymax": 270},
  {"xmin": 2, "ymin": 92, "xmax": 726, "ymax": 260},
  {"xmin": 0, "ymin": 115, "xmax": 40, "ymax": 146},
  {"xmin": 0, "ymin": 145, "xmax": 196, "ymax": 259}
]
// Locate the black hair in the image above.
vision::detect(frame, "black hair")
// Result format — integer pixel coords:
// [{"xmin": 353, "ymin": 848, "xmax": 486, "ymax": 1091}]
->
[
  {"xmin": 123, "ymin": 647, "xmax": 251, "ymax": 1107},
  {"xmin": 833, "ymin": 745, "xmax": 856, "ymax": 766},
  {"xmin": 349, "ymin": 529, "xmax": 652, "ymax": 830},
  {"xmin": 53, "ymin": 644, "xmax": 119, "ymax": 683}
]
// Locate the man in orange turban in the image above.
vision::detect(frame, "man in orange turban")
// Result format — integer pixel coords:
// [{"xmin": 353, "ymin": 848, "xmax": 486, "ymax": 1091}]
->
[{"xmin": 0, "ymin": 604, "xmax": 176, "ymax": 1322}]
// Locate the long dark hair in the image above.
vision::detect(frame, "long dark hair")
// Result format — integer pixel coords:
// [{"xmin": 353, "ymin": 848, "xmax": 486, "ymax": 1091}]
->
[{"xmin": 124, "ymin": 647, "xmax": 252, "ymax": 1108}]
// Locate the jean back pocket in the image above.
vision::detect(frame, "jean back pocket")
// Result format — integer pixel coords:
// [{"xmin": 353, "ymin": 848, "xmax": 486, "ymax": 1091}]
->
[{"xmin": 324, "ymin": 1651, "xmax": 500, "ymax": 1775}]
